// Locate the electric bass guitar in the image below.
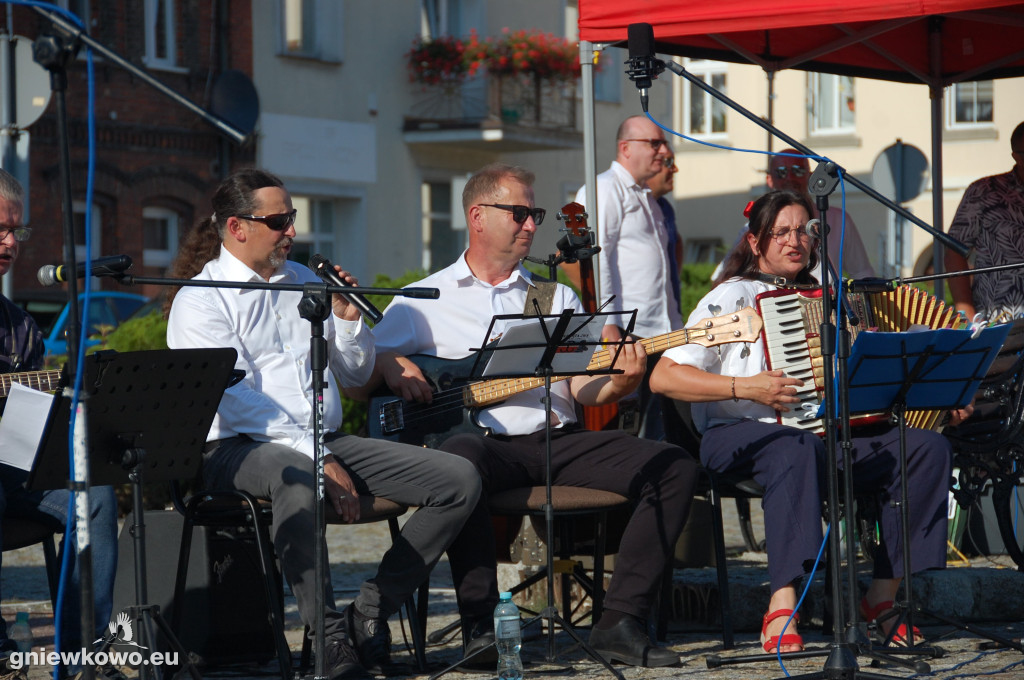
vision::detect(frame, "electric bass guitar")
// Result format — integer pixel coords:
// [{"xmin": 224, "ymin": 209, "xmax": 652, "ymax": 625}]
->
[{"xmin": 367, "ymin": 308, "xmax": 762, "ymax": 448}]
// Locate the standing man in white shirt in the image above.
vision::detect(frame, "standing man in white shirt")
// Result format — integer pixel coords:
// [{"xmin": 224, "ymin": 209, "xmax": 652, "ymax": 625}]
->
[
  {"xmin": 166, "ymin": 169, "xmax": 481, "ymax": 680},
  {"xmin": 571, "ymin": 115, "xmax": 683, "ymax": 439}
]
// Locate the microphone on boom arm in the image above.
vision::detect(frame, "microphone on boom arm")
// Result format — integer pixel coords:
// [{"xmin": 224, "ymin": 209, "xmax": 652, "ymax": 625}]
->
[
  {"xmin": 308, "ymin": 254, "xmax": 384, "ymax": 324},
  {"xmin": 37, "ymin": 255, "xmax": 133, "ymax": 286},
  {"xmin": 625, "ymin": 23, "xmax": 665, "ymax": 113}
]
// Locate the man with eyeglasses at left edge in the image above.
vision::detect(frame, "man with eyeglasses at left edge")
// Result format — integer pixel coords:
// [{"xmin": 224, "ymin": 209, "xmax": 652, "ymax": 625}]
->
[
  {"xmin": 0, "ymin": 168, "xmax": 119, "ymax": 673},
  {"xmin": 567, "ymin": 115, "xmax": 684, "ymax": 440}
]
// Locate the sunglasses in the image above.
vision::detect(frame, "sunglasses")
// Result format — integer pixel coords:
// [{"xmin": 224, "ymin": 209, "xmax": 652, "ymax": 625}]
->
[
  {"xmin": 478, "ymin": 203, "xmax": 546, "ymax": 226},
  {"xmin": 772, "ymin": 165, "xmax": 809, "ymax": 179},
  {"xmin": 235, "ymin": 209, "xmax": 297, "ymax": 231},
  {"xmin": 0, "ymin": 226, "xmax": 31, "ymax": 242},
  {"xmin": 661, "ymin": 157, "xmax": 676, "ymax": 170},
  {"xmin": 624, "ymin": 138, "xmax": 670, "ymax": 151}
]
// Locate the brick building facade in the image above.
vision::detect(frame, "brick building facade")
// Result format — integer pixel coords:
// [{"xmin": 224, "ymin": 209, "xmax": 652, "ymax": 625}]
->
[{"xmin": 8, "ymin": 0, "xmax": 255, "ymax": 303}]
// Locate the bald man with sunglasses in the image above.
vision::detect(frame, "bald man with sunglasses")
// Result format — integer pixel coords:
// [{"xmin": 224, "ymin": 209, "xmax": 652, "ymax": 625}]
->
[{"xmin": 362, "ymin": 163, "xmax": 698, "ymax": 669}]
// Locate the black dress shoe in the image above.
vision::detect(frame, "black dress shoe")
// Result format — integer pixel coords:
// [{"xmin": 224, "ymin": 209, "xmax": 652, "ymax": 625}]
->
[
  {"xmin": 346, "ymin": 604, "xmax": 392, "ymax": 675},
  {"xmin": 324, "ymin": 633, "xmax": 372, "ymax": 680},
  {"xmin": 589, "ymin": 616, "xmax": 680, "ymax": 667},
  {"xmin": 459, "ymin": 617, "xmax": 498, "ymax": 670}
]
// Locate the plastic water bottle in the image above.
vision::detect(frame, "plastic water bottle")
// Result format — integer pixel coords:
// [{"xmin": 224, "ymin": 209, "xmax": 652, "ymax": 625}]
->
[
  {"xmin": 8, "ymin": 612, "xmax": 33, "ymax": 654},
  {"xmin": 494, "ymin": 592, "xmax": 523, "ymax": 680}
]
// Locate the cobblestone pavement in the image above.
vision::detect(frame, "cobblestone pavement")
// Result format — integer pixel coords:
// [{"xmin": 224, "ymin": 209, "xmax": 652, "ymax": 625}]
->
[{"xmin": 3, "ymin": 501, "xmax": 1024, "ymax": 680}]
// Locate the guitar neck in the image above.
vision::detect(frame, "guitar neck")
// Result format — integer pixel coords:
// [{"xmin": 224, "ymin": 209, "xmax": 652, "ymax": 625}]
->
[
  {"xmin": 0, "ymin": 370, "xmax": 63, "ymax": 398},
  {"xmin": 463, "ymin": 328, "xmax": 702, "ymax": 408}
]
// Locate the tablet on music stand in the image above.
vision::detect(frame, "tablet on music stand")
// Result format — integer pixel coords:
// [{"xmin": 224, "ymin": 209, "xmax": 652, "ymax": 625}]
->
[{"xmin": 481, "ymin": 314, "xmax": 603, "ymax": 377}]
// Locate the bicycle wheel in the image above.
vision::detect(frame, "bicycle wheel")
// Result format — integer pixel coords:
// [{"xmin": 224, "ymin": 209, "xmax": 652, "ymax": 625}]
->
[{"xmin": 991, "ymin": 476, "xmax": 1024, "ymax": 570}]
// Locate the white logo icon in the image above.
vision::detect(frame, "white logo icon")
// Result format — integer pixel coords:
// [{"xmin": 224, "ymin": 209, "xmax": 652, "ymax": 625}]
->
[{"xmin": 95, "ymin": 612, "xmax": 148, "ymax": 649}]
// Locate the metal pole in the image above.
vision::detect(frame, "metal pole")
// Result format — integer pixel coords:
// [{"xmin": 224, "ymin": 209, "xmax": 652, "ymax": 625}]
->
[{"xmin": 579, "ymin": 40, "xmax": 601, "ymax": 300}]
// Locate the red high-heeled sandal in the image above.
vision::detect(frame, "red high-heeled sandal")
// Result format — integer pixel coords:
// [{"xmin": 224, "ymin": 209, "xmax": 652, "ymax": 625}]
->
[
  {"xmin": 860, "ymin": 598, "xmax": 922, "ymax": 646},
  {"xmin": 761, "ymin": 609, "xmax": 804, "ymax": 653}
]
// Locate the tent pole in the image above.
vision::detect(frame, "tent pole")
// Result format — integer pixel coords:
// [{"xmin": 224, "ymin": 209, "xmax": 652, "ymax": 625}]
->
[
  {"xmin": 580, "ymin": 39, "xmax": 601, "ymax": 301},
  {"xmin": 929, "ymin": 17, "xmax": 946, "ymax": 301}
]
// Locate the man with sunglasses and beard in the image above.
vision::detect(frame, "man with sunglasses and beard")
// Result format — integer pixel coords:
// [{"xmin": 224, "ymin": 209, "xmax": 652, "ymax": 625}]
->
[
  {"xmin": 358, "ymin": 163, "xmax": 698, "ymax": 669},
  {"xmin": 166, "ymin": 169, "xmax": 482, "ymax": 680}
]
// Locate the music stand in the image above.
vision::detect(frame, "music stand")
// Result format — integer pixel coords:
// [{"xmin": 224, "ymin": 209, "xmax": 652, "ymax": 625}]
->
[
  {"xmin": 429, "ymin": 307, "xmax": 631, "ymax": 680},
  {"xmin": 840, "ymin": 325, "xmax": 1022, "ymax": 653},
  {"xmin": 30, "ymin": 348, "xmax": 239, "ymax": 680}
]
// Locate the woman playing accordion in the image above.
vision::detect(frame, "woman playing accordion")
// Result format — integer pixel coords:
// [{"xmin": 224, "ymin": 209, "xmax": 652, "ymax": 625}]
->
[{"xmin": 650, "ymin": 190, "xmax": 970, "ymax": 653}]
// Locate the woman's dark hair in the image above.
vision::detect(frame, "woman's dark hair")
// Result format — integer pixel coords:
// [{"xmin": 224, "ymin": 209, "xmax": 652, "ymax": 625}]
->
[
  {"xmin": 163, "ymin": 168, "xmax": 285, "ymax": 317},
  {"xmin": 713, "ymin": 190, "xmax": 818, "ymax": 287}
]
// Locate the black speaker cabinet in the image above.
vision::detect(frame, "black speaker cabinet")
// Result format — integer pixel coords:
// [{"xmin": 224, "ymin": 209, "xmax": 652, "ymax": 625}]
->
[{"xmin": 112, "ymin": 509, "xmax": 281, "ymax": 666}]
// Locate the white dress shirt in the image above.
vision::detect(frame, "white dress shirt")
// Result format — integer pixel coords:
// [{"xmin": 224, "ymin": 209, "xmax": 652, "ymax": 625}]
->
[
  {"xmin": 662, "ymin": 277, "xmax": 778, "ymax": 433},
  {"xmin": 371, "ymin": 254, "xmax": 583, "ymax": 436},
  {"xmin": 166, "ymin": 245, "xmax": 374, "ymax": 458},
  {"xmin": 575, "ymin": 161, "xmax": 683, "ymax": 337}
]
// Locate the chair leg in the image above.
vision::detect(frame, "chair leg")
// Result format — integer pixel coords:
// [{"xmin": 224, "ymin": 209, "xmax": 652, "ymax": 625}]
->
[
  {"xmin": 171, "ymin": 514, "xmax": 196, "ymax": 636},
  {"xmin": 708, "ymin": 477, "xmax": 735, "ymax": 649},
  {"xmin": 42, "ymin": 535, "xmax": 60, "ymax": 614},
  {"xmin": 591, "ymin": 510, "xmax": 608, "ymax": 626}
]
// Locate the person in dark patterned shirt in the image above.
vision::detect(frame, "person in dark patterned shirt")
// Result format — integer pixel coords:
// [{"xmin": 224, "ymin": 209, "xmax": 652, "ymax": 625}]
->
[
  {"xmin": 946, "ymin": 120, "xmax": 1024, "ymax": 322},
  {"xmin": 0, "ymin": 168, "xmax": 119, "ymax": 669}
]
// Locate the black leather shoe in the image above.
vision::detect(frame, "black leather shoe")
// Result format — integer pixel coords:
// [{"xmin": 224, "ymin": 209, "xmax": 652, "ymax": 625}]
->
[
  {"xmin": 324, "ymin": 633, "xmax": 371, "ymax": 680},
  {"xmin": 346, "ymin": 604, "xmax": 393, "ymax": 674},
  {"xmin": 589, "ymin": 616, "xmax": 680, "ymax": 667},
  {"xmin": 459, "ymin": 617, "xmax": 498, "ymax": 670}
]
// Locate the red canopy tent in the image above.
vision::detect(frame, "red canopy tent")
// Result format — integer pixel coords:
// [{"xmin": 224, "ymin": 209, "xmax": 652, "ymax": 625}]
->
[{"xmin": 575, "ymin": 0, "xmax": 1024, "ymax": 289}]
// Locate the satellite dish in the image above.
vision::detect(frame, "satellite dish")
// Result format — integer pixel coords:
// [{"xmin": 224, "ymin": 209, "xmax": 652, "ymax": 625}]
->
[
  {"xmin": 12, "ymin": 36, "xmax": 53, "ymax": 129},
  {"xmin": 210, "ymin": 69, "xmax": 260, "ymax": 135},
  {"xmin": 871, "ymin": 141, "xmax": 929, "ymax": 203}
]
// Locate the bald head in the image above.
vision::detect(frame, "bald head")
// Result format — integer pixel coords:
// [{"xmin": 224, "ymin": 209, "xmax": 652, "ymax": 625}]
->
[{"xmin": 615, "ymin": 116, "xmax": 669, "ymax": 184}]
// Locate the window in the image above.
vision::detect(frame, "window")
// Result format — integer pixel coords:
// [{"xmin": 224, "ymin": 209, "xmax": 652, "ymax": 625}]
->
[
  {"xmin": 281, "ymin": 0, "xmax": 342, "ymax": 61},
  {"xmin": 143, "ymin": 0, "xmax": 176, "ymax": 69},
  {"xmin": 947, "ymin": 81, "xmax": 993, "ymax": 127},
  {"xmin": 421, "ymin": 181, "xmax": 464, "ymax": 273},
  {"xmin": 809, "ymin": 73, "xmax": 855, "ymax": 135},
  {"xmin": 283, "ymin": 0, "xmax": 317, "ymax": 55},
  {"xmin": 288, "ymin": 196, "xmax": 337, "ymax": 266},
  {"xmin": 684, "ymin": 238, "xmax": 723, "ymax": 265},
  {"xmin": 56, "ymin": 0, "xmax": 90, "ymax": 25},
  {"xmin": 142, "ymin": 206, "xmax": 180, "ymax": 268},
  {"xmin": 593, "ymin": 46, "xmax": 622, "ymax": 103},
  {"xmin": 73, "ymin": 200, "xmax": 102, "ymax": 262},
  {"xmin": 682, "ymin": 59, "xmax": 727, "ymax": 137}
]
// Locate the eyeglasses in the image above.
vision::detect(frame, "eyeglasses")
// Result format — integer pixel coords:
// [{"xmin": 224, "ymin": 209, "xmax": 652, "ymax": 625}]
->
[
  {"xmin": 0, "ymin": 226, "xmax": 31, "ymax": 242},
  {"xmin": 624, "ymin": 138, "xmax": 669, "ymax": 151},
  {"xmin": 478, "ymin": 203, "xmax": 546, "ymax": 226},
  {"xmin": 235, "ymin": 209, "xmax": 297, "ymax": 231},
  {"xmin": 661, "ymin": 157, "xmax": 676, "ymax": 171},
  {"xmin": 768, "ymin": 226, "xmax": 813, "ymax": 244},
  {"xmin": 772, "ymin": 165, "xmax": 809, "ymax": 179}
]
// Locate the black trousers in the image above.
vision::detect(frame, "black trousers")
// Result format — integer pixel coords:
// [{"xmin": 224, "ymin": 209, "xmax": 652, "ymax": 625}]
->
[{"xmin": 441, "ymin": 426, "xmax": 698, "ymax": 622}]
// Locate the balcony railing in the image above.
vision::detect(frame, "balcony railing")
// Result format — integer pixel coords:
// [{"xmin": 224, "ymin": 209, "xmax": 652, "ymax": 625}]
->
[{"xmin": 404, "ymin": 75, "xmax": 578, "ymax": 132}]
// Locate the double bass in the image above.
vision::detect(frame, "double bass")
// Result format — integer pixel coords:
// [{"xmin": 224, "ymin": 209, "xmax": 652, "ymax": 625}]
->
[{"xmin": 557, "ymin": 203, "xmax": 639, "ymax": 432}]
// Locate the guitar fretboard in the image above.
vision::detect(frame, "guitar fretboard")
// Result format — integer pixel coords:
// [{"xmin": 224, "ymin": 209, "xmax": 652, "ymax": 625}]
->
[
  {"xmin": 463, "ymin": 327, "xmax": 704, "ymax": 407},
  {"xmin": 0, "ymin": 370, "xmax": 63, "ymax": 398}
]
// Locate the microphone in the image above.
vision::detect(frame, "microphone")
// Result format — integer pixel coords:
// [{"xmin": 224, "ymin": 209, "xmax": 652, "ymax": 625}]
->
[
  {"xmin": 625, "ymin": 23, "xmax": 665, "ymax": 113},
  {"xmin": 37, "ymin": 255, "xmax": 133, "ymax": 286},
  {"xmin": 308, "ymin": 254, "xmax": 384, "ymax": 324},
  {"xmin": 845, "ymin": 277, "xmax": 896, "ymax": 294}
]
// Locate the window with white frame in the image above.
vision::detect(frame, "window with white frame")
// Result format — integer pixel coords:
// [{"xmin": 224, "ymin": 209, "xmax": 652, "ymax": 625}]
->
[
  {"xmin": 281, "ymin": 0, "xmax": 342, "ymax": 61},
  {"xmin": 809, "ymin": 73, "xmax": 855, "ymax": 135},
  {"xmin": 143, "ymin": 0, "xmax": 176, "ymax": 69},
  {"xmin": 421, "ymin": 181, "xmax": 464, "ymax": 273},
  {"xmin": 682, "ymin": 59, "xmax": 727, "ymax": 137},
  {"xmin": 594, "ymin": 46, "xmax": 622, "ymax": 103},
  {"xmin": 946, "ymin": 81, "xmax": 994, "ymax": 127},
  {"xmin": 684, "ymin": 238, "xmax": 723, "ymax": 265},
  {"xmin": 142, "ymin": 206, "xmax": 180, "ymax": 268},
  {"xmin": 73, "ymin": 200, "xmax": 102, "ymax": 261},
  {"xmin": 288, "ymin": 196, "xmax": 338, "ymax": 266}
]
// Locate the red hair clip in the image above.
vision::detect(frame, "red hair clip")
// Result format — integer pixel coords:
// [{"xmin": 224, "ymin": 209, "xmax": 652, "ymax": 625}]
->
[{"xmin": 743, "ymin": 200, "xmax": 755, "ymax": 219}]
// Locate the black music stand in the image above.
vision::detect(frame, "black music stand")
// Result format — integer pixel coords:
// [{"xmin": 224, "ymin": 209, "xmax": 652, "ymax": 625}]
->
[
  {"xmin": 429, "ymin": 307, "xmax": 631, "ymax": 680},
  {"xmin": 30, "ymin": 348, "xmax": 238, "ymax": 680},
  {"xmin": 841, "ymin": 325, "xmax": 1023, "ymax": 654}
]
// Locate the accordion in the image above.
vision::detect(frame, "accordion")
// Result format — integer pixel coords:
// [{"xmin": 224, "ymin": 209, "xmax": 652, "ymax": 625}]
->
[{"xmin": 756, "ymin": 285, "xmax": 966, "ymax": 434}]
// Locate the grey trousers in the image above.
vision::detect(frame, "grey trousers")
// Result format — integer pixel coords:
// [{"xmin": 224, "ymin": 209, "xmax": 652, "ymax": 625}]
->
[{"xmin": 202, "ymin": 433, "xmax": 481, "ymax": 639}]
